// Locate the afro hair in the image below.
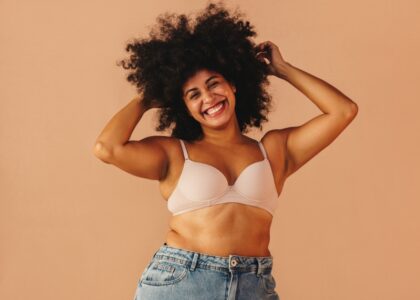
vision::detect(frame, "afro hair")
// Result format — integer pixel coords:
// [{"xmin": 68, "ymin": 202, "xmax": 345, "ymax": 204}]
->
[{"xmin": 117, "ymin": 0, "xmax": 273, "ymax": 141}]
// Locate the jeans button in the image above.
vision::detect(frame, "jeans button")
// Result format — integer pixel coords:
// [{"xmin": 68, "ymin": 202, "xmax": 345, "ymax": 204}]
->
[{"xmin": 230, "ymin": 259, "xmax": 238, "ymax": 267}]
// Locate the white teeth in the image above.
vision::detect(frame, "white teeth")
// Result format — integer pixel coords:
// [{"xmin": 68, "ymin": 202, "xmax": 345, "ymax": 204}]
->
[{"xmin": 205, "ymin": 101, "xmax": 224, "ymax": 116}]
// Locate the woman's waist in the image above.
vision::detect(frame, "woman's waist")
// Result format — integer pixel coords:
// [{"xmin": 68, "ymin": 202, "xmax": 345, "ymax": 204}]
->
[{"xmin": 164, "ymin": 227, "xmax": 271, "ymax": 257}]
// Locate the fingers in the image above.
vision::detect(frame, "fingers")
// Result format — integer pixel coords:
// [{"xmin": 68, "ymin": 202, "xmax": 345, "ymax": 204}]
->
[
  {"xmin": 257, "ymin": 41, "xmax": 271, "ymax": 47},
  {"xmin": 256, "ymin": 53, "xmax": 270, "ymax": 65},
  {"xmin": 256, "ymin": 42, "xmax": 274, "ymax": 57},
  {"xmin": 255, "ymin": 42, "xmax": 268, "ymax": 51},
  {"xmin": 257, "ymin": 41, "xmax": 278, "ymax": 52}
]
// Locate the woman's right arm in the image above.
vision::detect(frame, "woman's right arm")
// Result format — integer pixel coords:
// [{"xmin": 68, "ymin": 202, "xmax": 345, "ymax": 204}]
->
[{"xmin": 92, "ymin": 96, "xmax": 169, "ymax": 181}]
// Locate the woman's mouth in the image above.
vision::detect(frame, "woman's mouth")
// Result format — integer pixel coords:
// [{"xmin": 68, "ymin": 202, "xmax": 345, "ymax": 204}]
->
[{"xmin": 203, "ymin": 100, "xmax": 227, "ymax": 118}]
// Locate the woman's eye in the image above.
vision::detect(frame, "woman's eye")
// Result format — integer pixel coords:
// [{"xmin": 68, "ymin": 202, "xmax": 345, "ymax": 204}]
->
[{"xmin": 190, "ymin": 82, "xmax": 218, "ymax": 99}]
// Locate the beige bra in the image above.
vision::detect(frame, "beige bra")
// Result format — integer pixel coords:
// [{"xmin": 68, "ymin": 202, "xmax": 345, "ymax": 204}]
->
[{"xmin": 166, "ymin": 139, "xmax": 279, "ymax": 216}]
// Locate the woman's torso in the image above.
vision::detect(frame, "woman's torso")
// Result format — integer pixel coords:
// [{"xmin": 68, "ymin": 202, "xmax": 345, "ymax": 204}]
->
[{"xmin": 158, "ymin": 135, "xmax": 287, "ymax": 257}]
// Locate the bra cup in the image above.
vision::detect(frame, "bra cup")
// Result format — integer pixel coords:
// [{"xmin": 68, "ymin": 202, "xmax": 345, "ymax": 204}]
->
[
  {"xmin": 178, "ymin": 161, "xmax": 228, "ymax": 202},
  {"xmin": 234, "ymin": 161, "xmax": 276, "ymax": 201}
]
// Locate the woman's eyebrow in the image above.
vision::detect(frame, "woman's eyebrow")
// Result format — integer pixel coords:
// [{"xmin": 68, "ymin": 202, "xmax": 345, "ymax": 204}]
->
[{"xmin": 184, "ymin": 75, "xmax": 220, "ymax": 96}]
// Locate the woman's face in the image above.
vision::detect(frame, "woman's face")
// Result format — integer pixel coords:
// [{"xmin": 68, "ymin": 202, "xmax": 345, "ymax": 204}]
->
[{"xmin": 182, "ymin": 69, "xmax": 236, "ymax": 127}]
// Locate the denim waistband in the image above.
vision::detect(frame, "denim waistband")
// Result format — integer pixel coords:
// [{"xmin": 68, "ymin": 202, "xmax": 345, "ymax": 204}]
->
[{"xmin": 150, "ymin": 242, "xmax": 274, "ymax": 276}]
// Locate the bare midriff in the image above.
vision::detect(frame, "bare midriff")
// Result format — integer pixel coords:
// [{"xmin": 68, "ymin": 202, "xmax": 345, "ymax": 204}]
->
[{"xmin": 164, "ymin": 202, "xmax": 273, "ymax": 257}]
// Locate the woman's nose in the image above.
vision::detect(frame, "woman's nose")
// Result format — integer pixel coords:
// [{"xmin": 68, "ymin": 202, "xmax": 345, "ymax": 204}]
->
[{"xmin": 202, "ymin": 89, "xmax": 216, "ymax": 104}]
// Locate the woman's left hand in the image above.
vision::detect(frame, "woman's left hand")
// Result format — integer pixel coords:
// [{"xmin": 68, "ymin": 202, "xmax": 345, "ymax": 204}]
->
[{"xmin": 255, "ymin": 41, "xmax": 289, "ymax": 79}]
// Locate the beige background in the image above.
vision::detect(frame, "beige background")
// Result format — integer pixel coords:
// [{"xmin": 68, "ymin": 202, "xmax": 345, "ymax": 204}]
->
[{"xmin": 1, "ymin": 0, "xmax": 419, "ymax": 299}]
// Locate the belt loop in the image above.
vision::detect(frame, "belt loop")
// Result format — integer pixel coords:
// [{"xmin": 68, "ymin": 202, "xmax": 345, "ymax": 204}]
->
[
  {"xmin": 256, "ymin": 258, "xmax": 263, "ymax": 277},
  {"xmin": 190, "ymin": 253, "xmax": 199, "ymax": 271}
]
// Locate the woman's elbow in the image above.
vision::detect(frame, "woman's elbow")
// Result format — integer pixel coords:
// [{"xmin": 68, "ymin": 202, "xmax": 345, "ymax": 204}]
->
[
  {"xmin": 344, "ymin": 102, "xmax": 359, "ymax": 119},
  {"xmin": 93, "ymin": 142, "xmax": 113, "ymax": 163}
]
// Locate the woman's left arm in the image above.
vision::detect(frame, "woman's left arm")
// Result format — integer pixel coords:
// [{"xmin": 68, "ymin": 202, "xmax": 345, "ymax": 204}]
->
[{"xmin": 256, "ymin": 41, "xmax": 359, "ymax": 178}]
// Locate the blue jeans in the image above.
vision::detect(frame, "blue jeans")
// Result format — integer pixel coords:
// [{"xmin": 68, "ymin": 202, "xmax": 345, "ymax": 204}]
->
[{"xmin": 133, "ymin": 242, "xmax": 280, "ymax": 300}]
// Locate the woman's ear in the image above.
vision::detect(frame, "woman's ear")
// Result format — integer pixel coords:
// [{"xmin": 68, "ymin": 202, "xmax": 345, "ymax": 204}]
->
[{"xmin": 230, "ymin": 83, "xmax": 236, "ymax": 94}]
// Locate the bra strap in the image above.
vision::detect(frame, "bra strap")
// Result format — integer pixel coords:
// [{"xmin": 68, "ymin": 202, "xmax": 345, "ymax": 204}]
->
[
  {"xmin": 258, "ymin": 141, "xmax": 267, "ymax": 159},
  {"xmin": 179, "ymin": 139, "xmax": 189, "ymax": 160}
]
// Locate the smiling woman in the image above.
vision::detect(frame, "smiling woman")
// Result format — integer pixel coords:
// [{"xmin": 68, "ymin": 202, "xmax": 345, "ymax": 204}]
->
[
  {"xmin": 94, "ymin": 0, "xmax": 357, "ymax": 299},
  {"xmin": 181, "ymin": 69, "xmax": 237, "ymax": 127},
  {"xmin": 116, "ymin": 1, "xmax": 273, "ymax": 142}
]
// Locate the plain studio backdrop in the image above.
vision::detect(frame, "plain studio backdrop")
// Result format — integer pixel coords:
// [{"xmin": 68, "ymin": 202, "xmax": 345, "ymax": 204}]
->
[{"xmin": 1, "ymin": 0, "xmax": 419, "ymax": 299}]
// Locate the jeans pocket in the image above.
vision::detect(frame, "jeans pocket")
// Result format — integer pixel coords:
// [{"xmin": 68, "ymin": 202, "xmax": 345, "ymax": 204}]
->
[
  {"xmin": 140, "ymin": 259, "xmax": 188, "ymax": 287},
  {"xmin": 261, "ymin": 272, "xmax": 277, "ymax": 294},
  {"xmin": 138, "ymin": 262, "xmax": 151, "ymax": 284}
]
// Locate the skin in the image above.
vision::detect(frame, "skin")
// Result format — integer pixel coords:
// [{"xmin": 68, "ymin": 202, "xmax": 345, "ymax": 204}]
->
[
  {"xmin": 162, "ymin": 68, "xmax": 282, "ymax": 257},
  {"xmin": 93, "ymin": 40, "xmax": 358, "ymax": 257}
]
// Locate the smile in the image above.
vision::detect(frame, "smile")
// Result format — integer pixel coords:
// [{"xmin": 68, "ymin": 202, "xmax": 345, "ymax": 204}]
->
[{"xmin": 203, "ymin": 100, "xmax": 227, "ymax": 118}]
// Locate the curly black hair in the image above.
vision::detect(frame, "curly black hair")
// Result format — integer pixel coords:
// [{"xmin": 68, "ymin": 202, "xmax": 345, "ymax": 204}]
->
[{"xmin": 117, "ymin": 0, "xmax": 273, "ymax": 142}]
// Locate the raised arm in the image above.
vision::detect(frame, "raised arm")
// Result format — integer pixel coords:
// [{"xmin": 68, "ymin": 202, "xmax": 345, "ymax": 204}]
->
[
  {"xmin": 92, "ymin": 96, "xmax": 169, "ymax": 181},
  {"xmin": 256, "ymin": 41, "xmax": 358, "ymax": 179}
]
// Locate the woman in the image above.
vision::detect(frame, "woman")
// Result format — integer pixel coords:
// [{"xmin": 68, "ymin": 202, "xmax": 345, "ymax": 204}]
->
[{"xmin": 93, "ymin": 2, "xmax": 358, "ymax": 299}]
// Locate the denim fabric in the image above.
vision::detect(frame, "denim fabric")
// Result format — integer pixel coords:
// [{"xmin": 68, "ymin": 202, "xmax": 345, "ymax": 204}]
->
[{"xmin": 133, "ymin": 242, "xmax": 280, "ymax": 300}]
